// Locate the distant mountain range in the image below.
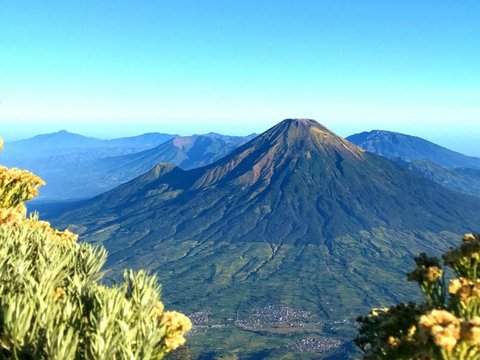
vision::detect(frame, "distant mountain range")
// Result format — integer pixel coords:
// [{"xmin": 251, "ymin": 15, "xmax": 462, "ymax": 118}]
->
[
  {"xmin": 6, "ymin": 128, "xmax": 479, "ymax": 201},
  {"xmin": 4, "ymin": 130, "xmax": 176, "ymax": 159},
  {"xmin": 0, "ymin": 131, "xmax": 255, "ymax": 201},
  {"xmin": 348, "ymin": 130, "xmax": 480, "ymax": 197},
  {"xmin": 51, "ymin": 119, "xmax": 480, "ymax": 357}
]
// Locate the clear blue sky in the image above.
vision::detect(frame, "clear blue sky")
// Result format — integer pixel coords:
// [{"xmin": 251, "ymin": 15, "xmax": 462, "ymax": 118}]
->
[{"xmin": 1, "ymin": 1, "xmax": 479, "ymax": 155}]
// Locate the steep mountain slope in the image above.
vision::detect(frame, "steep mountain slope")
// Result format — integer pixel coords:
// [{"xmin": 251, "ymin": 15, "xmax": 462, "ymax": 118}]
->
[
  {"xmin": 93, "ymin": 133, "xmax": 256, "ymax": 182},
  {"xmin": 40, "ymin": 133, "xmax": 254, "ymax": 200},
  {"xmin": 104, "ymin": 132, "xmax": 178, "ymax": 150},
  {"xmin": 53, "ymin": 119, "xmax": 480, "ymax": 356},
  {"xmin": 348, "ymin": 130, "xmax": 480, "ymax": 197},
  {"xmin": 347, "ymin": 130, "xmax": 480, "ymax": 169},
  {"xmin": 28, "ymin": 133, "xmax": 253, "ymax": 201}
]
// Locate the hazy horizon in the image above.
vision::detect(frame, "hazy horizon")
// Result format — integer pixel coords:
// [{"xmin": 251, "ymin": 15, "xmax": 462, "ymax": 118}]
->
[
  {"xmin": 2, "ymin": 119, "xmax": 479, "ymax": 158},
  {"xmin": 1, "ymin": 1, "xmax": 479, "ymax": 155}
]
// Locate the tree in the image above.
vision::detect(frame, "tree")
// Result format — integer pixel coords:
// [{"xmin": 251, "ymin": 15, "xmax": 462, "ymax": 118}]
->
[
  {"xmin": 356, "ymin": 233, "xmax": 480, "ymax": 359},
  {"xmin": 0, "ymin": 138, "xmax": 191, "ymax": 359}
]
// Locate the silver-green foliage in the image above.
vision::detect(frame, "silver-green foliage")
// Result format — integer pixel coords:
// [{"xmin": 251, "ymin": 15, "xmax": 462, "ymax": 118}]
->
[
  {"xmin": 0, "ymin": 219, "xmax": 190, "ymax": 359},
  {"xmin": 0, "ymin": 156, "xmax": 191, "ymax": 360}
]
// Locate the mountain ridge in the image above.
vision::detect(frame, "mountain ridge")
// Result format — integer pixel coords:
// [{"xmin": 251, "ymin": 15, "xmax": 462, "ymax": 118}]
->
[
  {"xmin": 347, "ymin": 130, "xmax": 480, "ymax": 169},
  {"xmin": 348, "ymin": 130, "xmax": 480, "ymax": 197},
  {"xmin": 2, "ymin": 131, "xmax": 253, "ymax": 201}
]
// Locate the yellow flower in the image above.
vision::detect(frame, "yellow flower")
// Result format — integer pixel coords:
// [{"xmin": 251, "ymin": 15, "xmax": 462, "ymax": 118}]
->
[
  {"xmin": 464, "ymin": 233, "xmax": 477, "ymax": 242},
  {"xmin": 53, "ymin": 287, "xmax": 66, "ymax": 299},
  {"xmin": 448, "ymin": 277, "xmax": 480, "ymax": 305},
  {"xmin": 449, "ymin": 278, "xmax": 463, "ymax": 294},
  {"xmin": 370, "ymin": 307, "xmax": 389, "ymax": 317},
  {"xmin": 0, "ymin": 166, "xmax": 45, "ymax": 207},
  {"xmin": 407, "ymin": 325, "xmax": 417, "ymax": 342},
  {"xmin": 24, "ymin": 218, "xmax": 78, "ymax": 243},
  {"xmin": 419, "ymin": 310, "xmax": 460, "ymax": 351},
  {"xmin": 53, "ymin": 228, "xmax": 79, "ymax": 243},
  {"xmin": 0, "ymin": 138, "xmax": 3, "ymax": 151},
  {"xmin": 0, "ymin": 207, "xmax": 24, "ymax": 226},
  {"xmin": 161, "ymin": 311, "xmax": 192, "ymax": 351},
  {"xmin": 426, "ymin": 266, "xmax": 443, "ymax": 282},
  {"xmin": 462, "ymin": 317, "xmax": 480, "ymax": 345},
  {"xmin": 387, "ymin": 336, "xmax": 400, "ymax": 348}
]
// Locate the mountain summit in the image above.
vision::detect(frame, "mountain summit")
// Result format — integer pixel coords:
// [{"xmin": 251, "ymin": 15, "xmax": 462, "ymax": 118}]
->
[
  {"xmin": 53, "ymin": 119, "xmax": 479, "ymax": 342},
  {"xmin": 178, "ymin": 119, "xmax": 364, "ymax": 189},
  {"xmin": 264, "ymin": 118, "xmax": 362, "ymax": 157}
]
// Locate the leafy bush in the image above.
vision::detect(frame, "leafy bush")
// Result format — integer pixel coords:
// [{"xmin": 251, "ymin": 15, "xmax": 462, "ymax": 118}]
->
[
  {"xmin": 0, "ymin": 138, "xmax": 191, "ymax": 359},
  {"xmin": 356, "ymin": 233, "xmax": 480, "ymax": 359}
]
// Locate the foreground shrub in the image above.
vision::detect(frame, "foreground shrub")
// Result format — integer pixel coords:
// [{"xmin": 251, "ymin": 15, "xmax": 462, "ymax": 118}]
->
[
  {"xmin": 356, "ymin": 233, "xmax": 480, "ymax": 359},
  {"xmin": 0, "ymin": 138, "xmax": 191, "ymax": 359}
]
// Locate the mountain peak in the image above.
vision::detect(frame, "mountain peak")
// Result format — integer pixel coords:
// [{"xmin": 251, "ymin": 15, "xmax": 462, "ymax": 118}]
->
[
  {"xmin": 269, "ymin": 118, "xmax": 363, "ymax": 158},
  {"xmin": 278, "ymin": 118, "xmax": 328, "ymax": 135},
  {"xmin": 187, "ymin": 119, "xmax": 364, "ymax": 188},
  {"xmin": 17, "ymin": 130, "xmax": 102, "ymax": 148},
  {"xmin": 281, "ymin": 118, "xmax": 320, "ymax": 127},
  {"xmin": 36, "ymin": 130, "xmax": 81, "ymax": 139}
]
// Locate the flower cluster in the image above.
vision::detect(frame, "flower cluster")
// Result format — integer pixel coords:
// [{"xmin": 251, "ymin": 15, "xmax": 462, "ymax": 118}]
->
[
  {"xmin": 418, "ymin": 310, "xmax": 480, "ymax": 351},
  {"xmin": 355, "ymin": 303, "xmax": 426, "ymax": 359},
  {"xmin": 25, "ymin": 217, "xmax": 79, "ymax": 243},
  {"xmin": 0, "ymin": 165, "xmax": 46, "ymax": 208},
  {"xmin": 0, "ymin": 206, "xmax": 25, "ymax": 226},
  {"xmin": 444, "ymin": 234, "xmax": 480, "ymax": 280},
  {"xmin": 419, "ymin": 310, "xmax": 460, "ymax": 350},
  {"xmin": 407, "ymin": 253, "xmax": 443, "ymax": 283},
  {"xmin": 449, "ymin": 278, "xmax": 480, "ymax": 304},
  {"xmin": 161, "ymin": 311, "xmax": 193, "ymax": 351},
  {"xmin": 357, "ymin": 234, "xmax": 480, "ymax": 359},
  {"xmin": 463, "ymin": 317, "xmax": 480, "ymax": 345},
  {"xmin": 407, "ymin": 253, "xmax": 444, "ymax": 308},
  {"xmin": 0, "ymin": 138, "xmax": 190, "ymax": 359}
]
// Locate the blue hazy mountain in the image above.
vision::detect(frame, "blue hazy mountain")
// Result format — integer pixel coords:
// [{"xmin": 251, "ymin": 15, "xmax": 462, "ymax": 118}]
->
[
  {"xmin": 90, "ymin": 133, "xmax": 257, "ymax": 188},
  {"xmin": 348, "ymin": 130, "xmax": 480, "ymax": 197},
  {"xmin": 4, "ymin": 130, "xmax": 176, "ymax": 158},
  {"xmin": 0, "ymin": 130, "xmax": 176, "ymax": 200},
  {"xmin": 347, "ymin": 130, "xmax": 480, "ymax": 169},
  {"xmin": 95, "ymin": 132, "xmax": 258, "ymax": 172},
  {"xmin": 0, "ymin": 130, "xmax": 254, "ymax": 201}
]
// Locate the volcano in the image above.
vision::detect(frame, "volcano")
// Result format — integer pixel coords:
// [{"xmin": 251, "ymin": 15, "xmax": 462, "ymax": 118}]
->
[{"xmin": 55, "ymin": 119, "xmax": 480, "ymax": 327}]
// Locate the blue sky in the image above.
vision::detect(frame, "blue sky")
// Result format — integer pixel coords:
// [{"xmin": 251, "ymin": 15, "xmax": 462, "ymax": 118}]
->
[{"xmin": 1, "ymin": 1, "xmax": 479, "ymax": 155}]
